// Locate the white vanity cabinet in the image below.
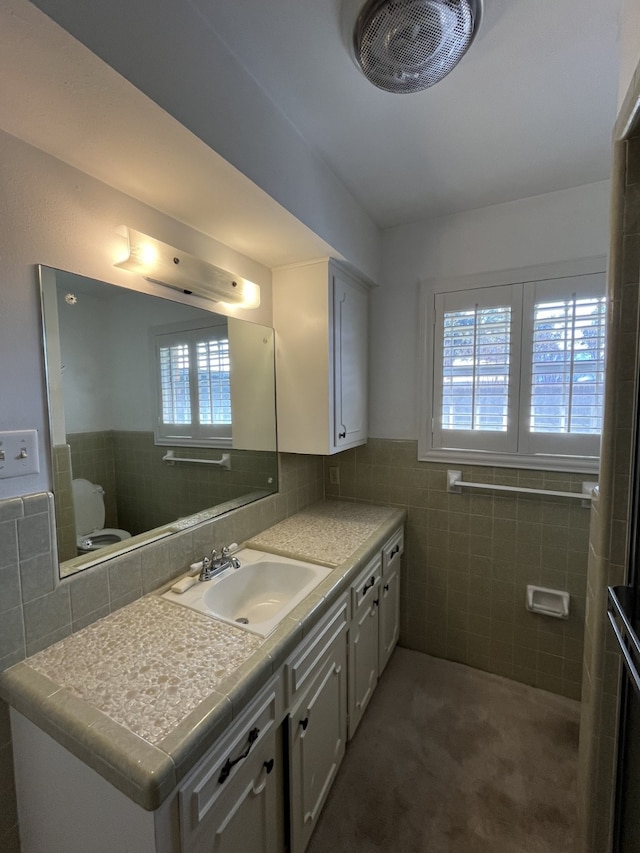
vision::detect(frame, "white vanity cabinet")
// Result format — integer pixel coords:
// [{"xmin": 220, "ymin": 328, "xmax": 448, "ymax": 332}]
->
[
  {"xmin": 347, "ymin": 527, "xmax": 404, "ymax": 739},
  {"xmin": 285, "ymin": 598, "xmax": 349, "ymax": 853},
  {"xmin": 348, "ymin": 553, "xmax": 382, "ymax": 739},
  {"xmin": 273, "ymin": 258, "xmax": 369, "ymax": 455},
  {"xmin": 7, "ymin": 519, "xmax": 405, "ymax": 853},
  {"xmin": 378, "ymin": 527, "xmax": 404, "ymax": 676},
  {"xmin": 10, "ymin": 675, "xmax": 285, "ymax": 853},
  {"xmin": 178, "ymin": 675, "xmax": 285, "ymax": 853}
]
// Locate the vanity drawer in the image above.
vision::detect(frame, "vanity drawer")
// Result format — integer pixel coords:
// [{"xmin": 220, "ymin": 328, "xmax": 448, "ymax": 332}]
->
[
  {"xmin": 284, "ymin": 595, "xmax": 349, "ymax": 708},
  {"xmin": 351, "ymin": 553, "xmax": 382, "ymax": 612},
  {"xmin": 382, "ymin": 527, "xmax": 404, "ymax": 575},
  {"xmin": 178, "ymin": 673, "xmax": 283, "ymax": 849}
]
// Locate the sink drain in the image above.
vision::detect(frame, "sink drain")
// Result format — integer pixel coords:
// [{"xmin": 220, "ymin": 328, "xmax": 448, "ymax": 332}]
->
[{"xmin": 236, "ymin": 617, "xmax": 249, "ymax": 624}]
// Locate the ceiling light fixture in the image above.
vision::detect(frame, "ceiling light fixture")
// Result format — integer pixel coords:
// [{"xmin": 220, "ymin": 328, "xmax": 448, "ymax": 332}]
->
[
  {"xmin": 114, "ymin": 227, "xmax": 260, "ymax": 308},
  {"xmin": 350, "ymin": 0, "xmax": 482, "ymax": 94}
]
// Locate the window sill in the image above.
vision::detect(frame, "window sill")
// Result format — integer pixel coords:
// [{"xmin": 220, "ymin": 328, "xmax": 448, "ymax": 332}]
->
[{"xmin": 416, "ymin": 445, "xmax": 600, "ymax": 475}]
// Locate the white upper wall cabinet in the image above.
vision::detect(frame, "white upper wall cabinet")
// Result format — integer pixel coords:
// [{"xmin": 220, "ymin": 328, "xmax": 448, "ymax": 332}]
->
[{"xmin": 273, "ymin": 259, "xmax": 369, "ymax": 455}]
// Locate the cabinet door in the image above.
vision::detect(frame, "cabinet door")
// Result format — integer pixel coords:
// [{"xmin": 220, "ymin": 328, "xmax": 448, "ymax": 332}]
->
[
  {"xmin": 179, "ymin": 676, "xmax": 284, "ymax": 853},
  {"xmin": 288, "ymin": 630, "xmax": 348, "ymax": 853},
  {"xmin": 332, "ymin": 270, "xmax": 368, "ymax": 450},
  {"xmin": 189, "ymin": 724, "xmax": 283, "ymax": 853},
  {"xmin": 190, "ymin": 728, "xmax": 282, "ymax": 853},
  {"xmin": 378, "ymin": 562, "xmax": 400, "ymax": 676},
  {"xmin": 348, "ymin": 588, "xmax": 380, "ymax": 739}
]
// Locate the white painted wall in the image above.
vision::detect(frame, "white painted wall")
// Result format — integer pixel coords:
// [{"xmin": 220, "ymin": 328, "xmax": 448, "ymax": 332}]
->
[
  {"xmin": 29, "ymin": 0, "xmax": 381, "ymax": 284},
  {"xmin": 370, "ymin": 181, "xmax": 612, "ymax": 439},
  {"xmin": 618, "ymin": 0, "xmax": 640, "ymax": 108},
  {"xmin": 0, "ymin": 129, "xmax": 273, "ymax": 501},
  {"xmin": 56, "ymin": 284, "xmax": 114, "ymax": 434}
]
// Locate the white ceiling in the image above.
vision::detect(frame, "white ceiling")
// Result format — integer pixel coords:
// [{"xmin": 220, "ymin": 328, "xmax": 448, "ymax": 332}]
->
[
  {"xmin": 0, "ymin": 0, "xmax": 624, "ymax": 267},
  {"xmin": 193, "ymin": 0, "xmax": 623, "ymax": 228}
]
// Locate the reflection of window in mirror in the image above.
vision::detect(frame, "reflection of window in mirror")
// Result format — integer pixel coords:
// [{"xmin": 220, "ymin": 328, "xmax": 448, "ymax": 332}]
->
[{"xmin": 154, "ymin": 320, "xmax": 232, "ymax": 447}]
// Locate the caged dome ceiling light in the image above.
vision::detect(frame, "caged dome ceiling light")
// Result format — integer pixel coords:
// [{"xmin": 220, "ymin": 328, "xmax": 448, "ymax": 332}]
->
[{"xmin": 351, "ymin": 0, "xmax": 483, "ymax": 94}]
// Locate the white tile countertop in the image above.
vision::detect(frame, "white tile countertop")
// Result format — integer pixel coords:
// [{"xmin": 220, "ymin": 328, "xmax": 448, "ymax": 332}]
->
[{"xmin": 0, "ymin": 500, "xmax": 405, "ymax": 809}]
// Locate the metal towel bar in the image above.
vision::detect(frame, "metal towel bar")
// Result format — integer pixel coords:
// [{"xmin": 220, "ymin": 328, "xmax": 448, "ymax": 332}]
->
[
  {"xmin": 162, "ymin": 450, "xmax": 231, "ymax": 469},
  {"xmin": 447, "ymin": 470, "xmax": 596, "ymax": 501}
]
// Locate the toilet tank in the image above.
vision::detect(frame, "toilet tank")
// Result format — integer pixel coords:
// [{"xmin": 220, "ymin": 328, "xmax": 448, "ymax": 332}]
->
[{"xmin": 72, "ymin": 479, "xmax": 105, "ymax": 535}]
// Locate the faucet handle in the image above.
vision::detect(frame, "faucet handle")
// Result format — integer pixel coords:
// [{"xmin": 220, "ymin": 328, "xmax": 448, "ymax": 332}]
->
[
  {"xmin": 210, "ymin": 548, "xmax": 218, "ymax": 563},
  {"xmin": 221, "ymin": 545, "xmax": 230, "ymax": 557}
]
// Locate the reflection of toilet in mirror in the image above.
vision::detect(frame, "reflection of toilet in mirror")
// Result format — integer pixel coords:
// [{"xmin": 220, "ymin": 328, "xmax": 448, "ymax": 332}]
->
[{"xmin": 72, "ymin": 479, "xmax": 131, "ymax": 553}]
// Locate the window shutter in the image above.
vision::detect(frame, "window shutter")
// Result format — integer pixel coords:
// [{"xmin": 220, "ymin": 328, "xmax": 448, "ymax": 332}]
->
[
  {"xmin": 420, "ymin": 266, "xmax": 606, "ymax": 471},
  {"xmin": 519, "ymin": 272, "xmax": 606, "ymax": 460},
  {"xmin": 154, "ymin": 323, "xmax": 232, "ymax": 447},
  {"xmin": 441, "ymin": 305, "xmax": 512, "ymax": 432},
  {"xmin": 530, "ymin": 295, "xmax": 606, "ymax": 435},
  {"xmin": 159, "ymin": 343, "xmax": 192, "ymax": 425},
  {"xmin": 432, "ymin": 284, "xmax": 521, "ymax": 454},
  {"xmin": 197, "ymin": 339, "xmax": 232, "ymax": 426}
]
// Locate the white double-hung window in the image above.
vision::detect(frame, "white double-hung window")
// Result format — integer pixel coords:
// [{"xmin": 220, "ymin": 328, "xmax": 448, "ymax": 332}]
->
[
  {"xmin": 154, "ymin": 320, "xmax": 232, "ymax": 447},
  {"xmin": 419, "ymin": 261, "xmax": 607, "ymax": 472}
]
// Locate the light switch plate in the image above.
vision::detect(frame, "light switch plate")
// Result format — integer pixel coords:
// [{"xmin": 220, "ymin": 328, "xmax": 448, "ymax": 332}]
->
[{"xmin": 0, "ymin": 430, "xmax": 40, "ymax": 478}]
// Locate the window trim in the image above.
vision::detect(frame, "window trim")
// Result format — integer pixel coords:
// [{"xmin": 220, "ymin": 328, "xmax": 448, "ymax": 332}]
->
[{"xmin": 418, "ymin": 256, "xmax": 607, "ymax": 474}]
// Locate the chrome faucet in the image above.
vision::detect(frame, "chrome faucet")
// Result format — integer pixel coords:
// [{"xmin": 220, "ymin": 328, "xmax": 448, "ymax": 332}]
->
[{"xmin": 199, "ymin": 545, "xmax": 241, "ymax": 581}]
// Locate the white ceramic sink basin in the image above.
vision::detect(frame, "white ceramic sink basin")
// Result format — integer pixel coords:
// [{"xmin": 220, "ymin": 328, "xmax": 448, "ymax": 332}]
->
[{"xmin": 161, "ymin": 548, "xmax": 332, "ymax": 637}]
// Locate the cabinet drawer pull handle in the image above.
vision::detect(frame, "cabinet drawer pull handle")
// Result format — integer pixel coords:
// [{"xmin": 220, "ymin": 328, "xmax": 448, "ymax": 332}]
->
[
  {"xmin": 263, "ymin": 758, "xmax": 274, "ymax": 775},
  {"xmin": 390, "ymin": 544, "xmax": 400, "ymax": 558},
  {"xmin": 334, "ymin": 665, "xmax": 342, "ymax": 675},
  {"xmin": 300, "ymin": 717, "xmax": 309, "ymax": 731},
  {"xmin": 338, "ymin": 429, "xmax": 346, "ymax": 439},
  {"xmin": 384, "ymin": 583, "xmax": 390, "ymax": 592},
  {"xmin": 218, "ymin": 727, "xmax": 260, "ymax": 784},
  {"xmin": 373, "ymin": 598, "xmax": 379, "ymax": 608},
  {"xmin": 362, "ymin": 576, "xmax": 376, "ymax": 595}
]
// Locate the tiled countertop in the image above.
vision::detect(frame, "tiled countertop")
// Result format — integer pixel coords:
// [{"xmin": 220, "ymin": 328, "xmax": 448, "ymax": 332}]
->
[
  {"xmin": 246, "ymin": 500, "xmax": 398, "ymax": 566},
  {"xmin": 0, "ymin": 500, "xmax": 405, "ymax": 810}
]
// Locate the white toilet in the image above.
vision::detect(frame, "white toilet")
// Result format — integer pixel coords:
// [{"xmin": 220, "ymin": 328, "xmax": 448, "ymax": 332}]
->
[{"xmin": 72, "ymin": 478, "xmax": 131, "ymax": 552}]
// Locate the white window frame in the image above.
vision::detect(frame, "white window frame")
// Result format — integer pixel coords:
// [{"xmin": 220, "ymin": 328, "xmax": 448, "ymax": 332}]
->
[
  {"xmin": 152, "ymin": 318, "xmax": 232, "ymax": 448},
  {"xmin": 418, "ymin": 257, "xmax": 607, "ymax": 473}
]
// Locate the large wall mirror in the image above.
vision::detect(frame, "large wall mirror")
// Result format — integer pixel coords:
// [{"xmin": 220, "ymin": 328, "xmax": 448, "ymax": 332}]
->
[{"xmin": 39, "ymin": 266, "xmax": 278, "ymax": 578}]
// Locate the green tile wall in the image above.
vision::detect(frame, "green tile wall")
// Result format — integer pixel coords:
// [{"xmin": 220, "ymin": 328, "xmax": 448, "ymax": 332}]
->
[
  {"xmin": 110, "ymin": 431, "xmax": 277, "ymax": 535},
  {"xmin": 63, "ymin": 430, "xmax": 278, "ymax": 541},
  {"xmin": 577, "ymin": 124, "xmax": 640, "ymax": 853},
  {"xmin": 325, "ymin": 439, "xmax": 592, "ymax": 700},
  {"xmin": 51, "ymin": 445, "xmax": 75, "ymax": 564}
]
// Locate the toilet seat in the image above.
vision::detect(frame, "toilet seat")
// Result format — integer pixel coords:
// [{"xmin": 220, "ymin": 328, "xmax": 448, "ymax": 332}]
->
[
  {"xmin": 72, "ymin": 479, "xmax": 131, "ymax": 551},
  {"xmin": 77, "ymin": 528, "xmax": 132, "ymax": 551}
]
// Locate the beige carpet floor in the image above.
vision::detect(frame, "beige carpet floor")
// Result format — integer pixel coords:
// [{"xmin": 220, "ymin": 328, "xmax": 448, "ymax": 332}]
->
[{"xmin": 307, "ymin": 648, "xmax": 580, "ymax": 853}]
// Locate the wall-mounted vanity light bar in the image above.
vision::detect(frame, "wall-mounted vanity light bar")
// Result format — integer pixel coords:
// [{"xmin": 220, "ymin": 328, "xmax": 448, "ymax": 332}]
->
[{"xmin": 114, "ymin": 227, "xmax": 260, "ymax": 308}]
